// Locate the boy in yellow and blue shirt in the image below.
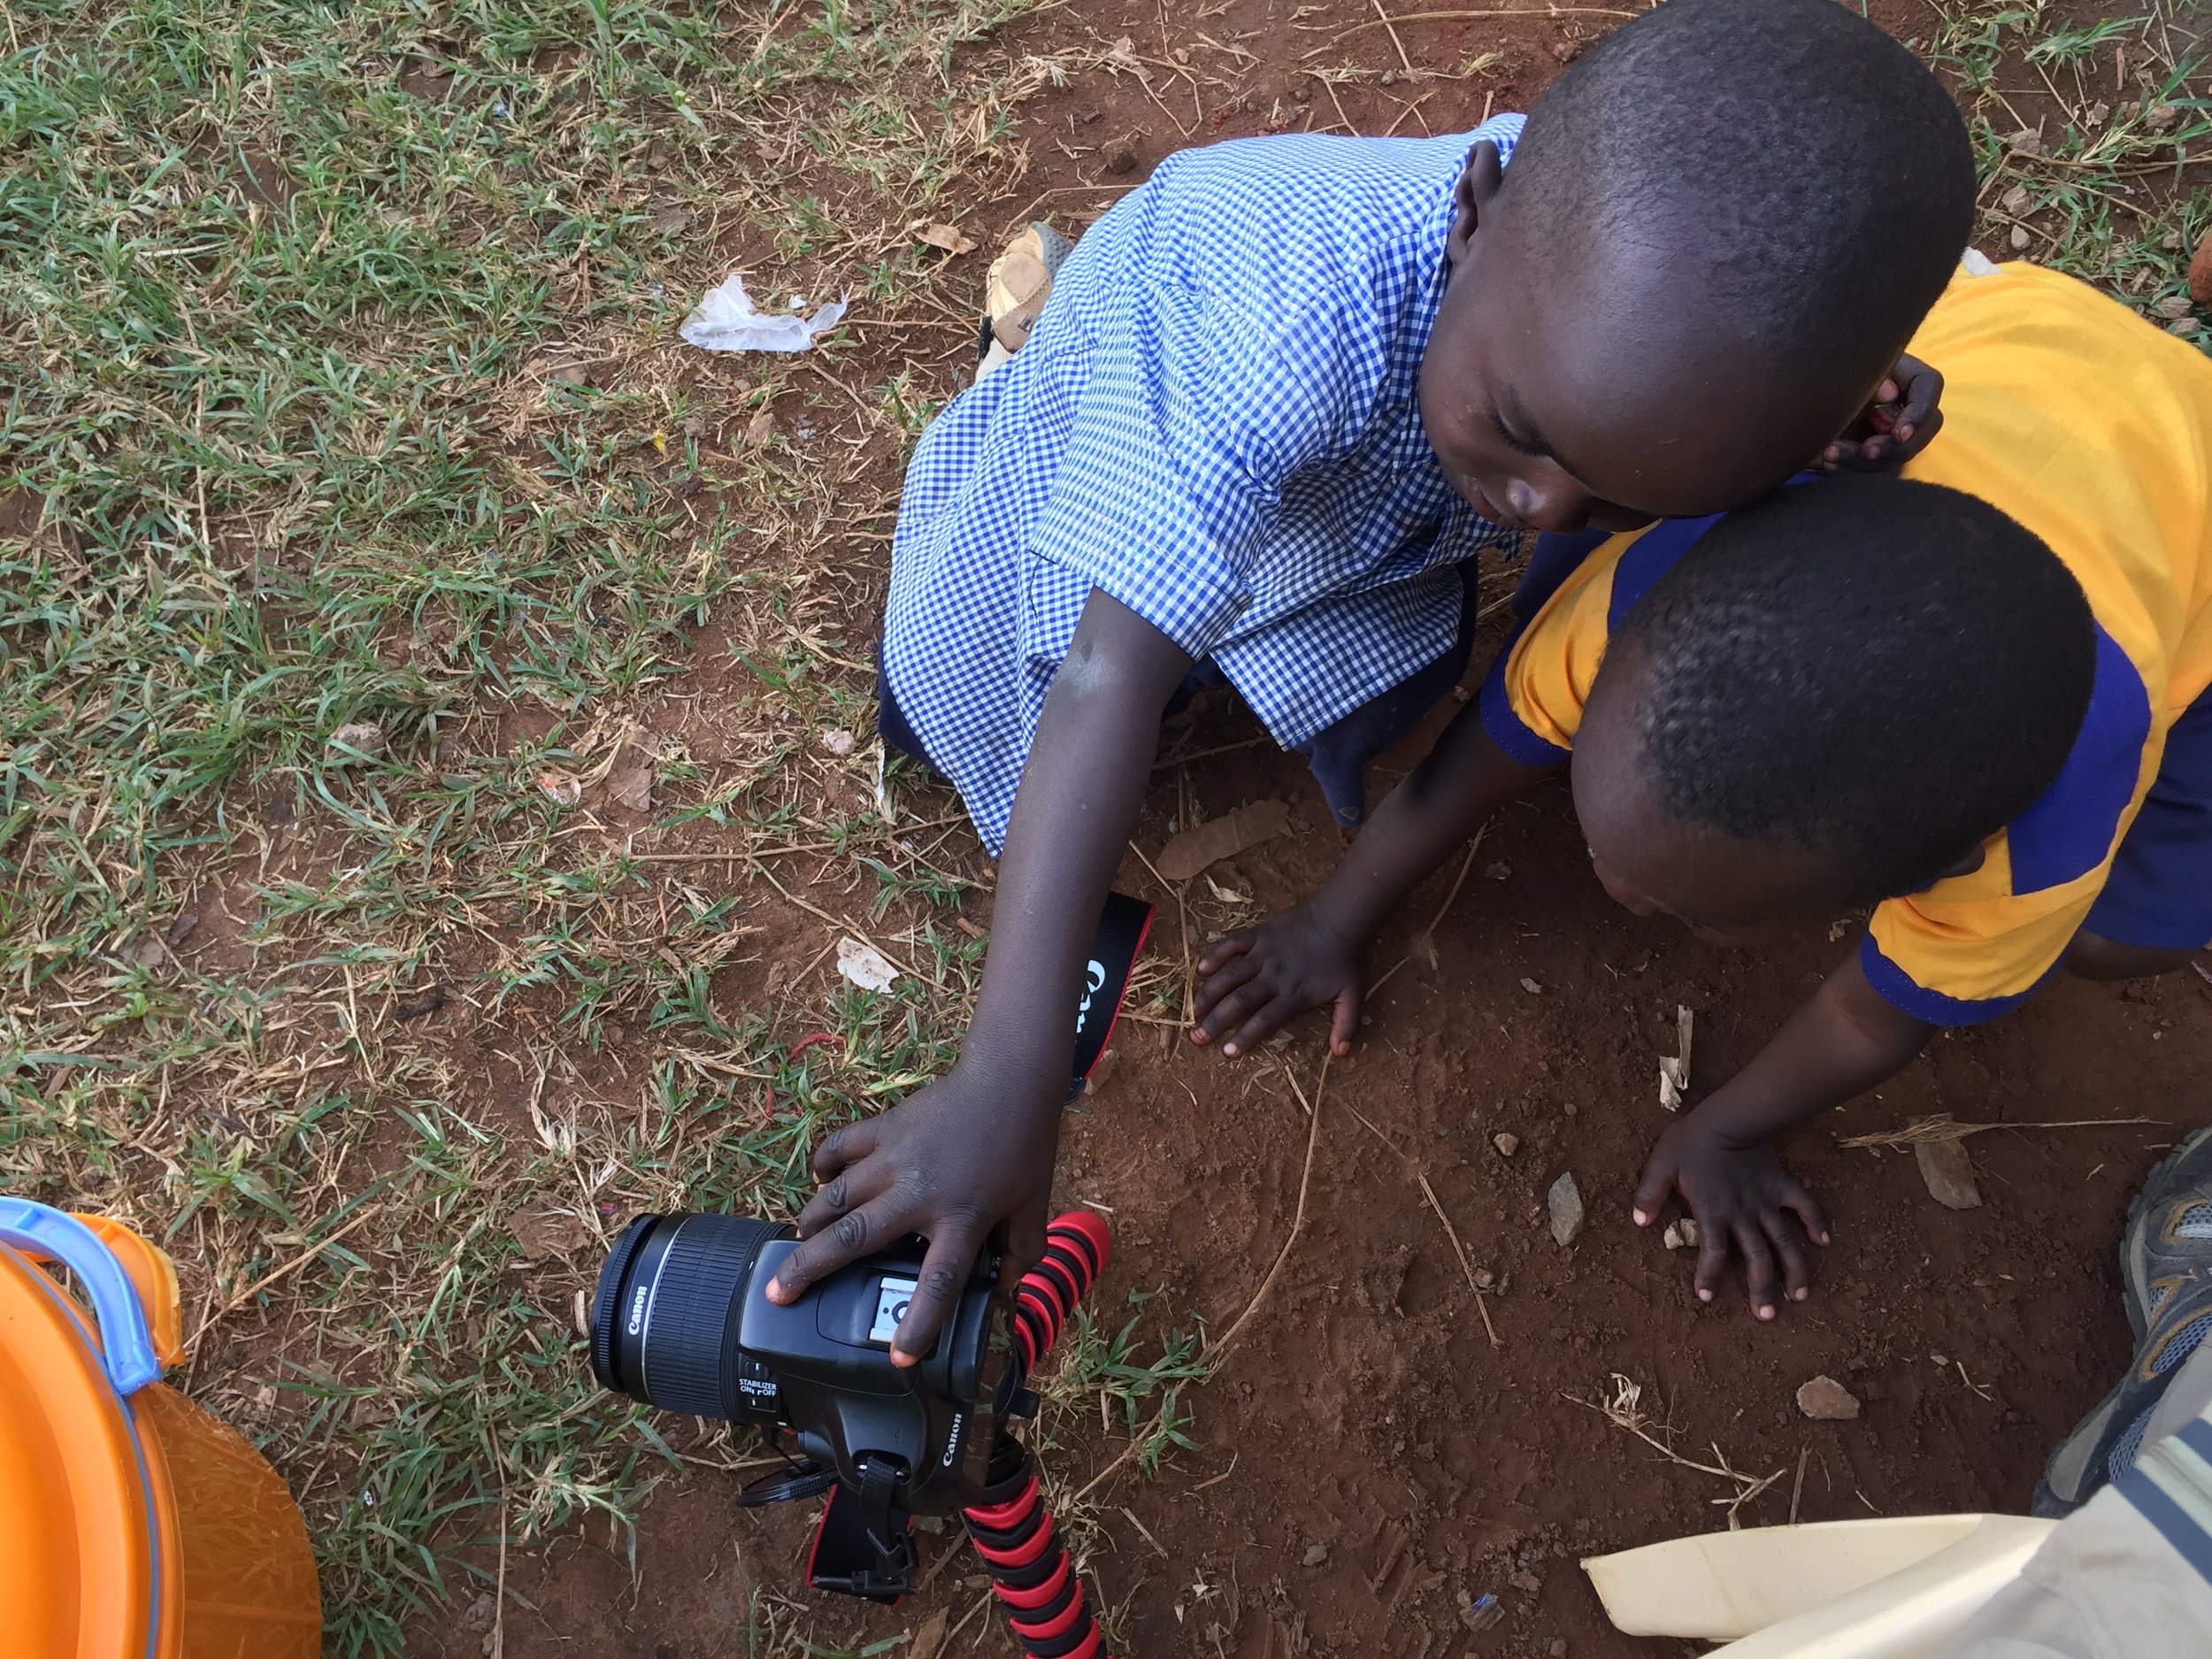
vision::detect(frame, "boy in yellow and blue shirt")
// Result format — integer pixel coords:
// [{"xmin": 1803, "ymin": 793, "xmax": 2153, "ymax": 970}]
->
[{"xmin": 1194, "ymin": 258, "xmax": 2212, "ymax": 1318}]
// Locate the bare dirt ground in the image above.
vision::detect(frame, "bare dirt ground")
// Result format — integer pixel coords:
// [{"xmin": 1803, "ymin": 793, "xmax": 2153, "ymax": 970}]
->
[{"xmin": 396, "ymin": 4, "xmax": 2212, "ymax": 1656}]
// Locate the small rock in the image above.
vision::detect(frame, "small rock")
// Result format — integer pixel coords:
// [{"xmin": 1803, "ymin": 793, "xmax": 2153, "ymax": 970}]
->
[
  {"xmin": 1483, "ymin": 861, "xmax": 1511, "ymax": 879},
  {"xmin": 1493, "ymin": 1133, "xmax": 1519, "ymax": 1157},
  {"xmin": 1509, "ymin": 1567, "xmax": 1543, "ymax": 1594},
  {"xmin": 1548, "ymin": 1643, "xmax": 1570, "ymax": 1659},
  {"xmin": 2009, "ymin": 224, "xmax": 2032, "ymax": 251},
  {"xmin": 1472, "ymin": 1267, "xmax": 1495, "ymax": 1289},
  {"xmin": 743, "ymin": 411, "xmax": 774, "ymax": 448},
  {"xmin": 821, "ymin": 727, "xmax": 856, "ymax": 757},
  {"xmin": 1547, "ymin": 1171, "xmax": 1585, "ymax": 1247},
  {"xmin": 2154, "ymin": 294, "xmax": 2197, "ymax": 319},
  {"xmin": 2000, "ymin": 184, "xmax": 2031, "ymax": 214},
  {"xmin": 2192, "ymin": 232, "xmax": 2212, "ymax": 308},
  {"xmin": 2147, "ymin": 104, "xmax": 2179, "ymax": 133},
  {"xmin": 1292, "ymin": 80, "xmax": 1314, "ymax": 103},
  {"xmin": 2004, "ymin": 127, "xmax": 2044, "ymax": 155},
  {"xmin": 1302, "ymin": 1542, "xmax": 1329, "ymax": 1566},
  {"xmin": 1662, "ymin": 1217, "xmax": 1701, "ymax": 1251},
  {"xmin": 2085, "ymin": 100, "xmax": 2110, "ymax": 127},
  {"xmin": 1102, "ymin": 135, "xmax": 1140, "ymax": 175},
  {"xmin": 1916, "ymin": 1137, "xmax": 1984, "ymax": 1210},
  {"xmin": 463, "ymin": 1592, "xmax": 496, "ymax": 1631},
  {"xmin": 652, "ymin": 204, "xmax": 693, "ymax": 236},
  {"xmin": 1520, "ymin": 977, "xmax": 1543, "ymax": 995},
  {"xmin": 1796, "ymin": 1374, "xmax": 1862, "ymax": 1421},
  {"xmin": 327, "ymin": 721, "xmax": 387, "ymax": 761}
]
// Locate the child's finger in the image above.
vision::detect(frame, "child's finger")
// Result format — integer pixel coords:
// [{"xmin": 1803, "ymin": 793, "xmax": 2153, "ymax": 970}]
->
[
  {"xmin": 772, "ymin": 1187, "xmax": 914, "ymax": 1307},
  {"xmin": 1326, "ymin": 987, "xmax": 1363, "ymax": 1056},
  {"xmin": 794, "ymin": 1158, "xmax": 895, "ymax": 1243},
  {"xmin": 1777, "ymin": 1178, "xmax": 1832, "ymax": 1248},
  {"xmin": 1733, "ymin": 1220, "xmax": 1780, "ymax": 1320},
  {"xmin": 891, "ymin": 1222, "xmax": 989, "ymax": 1366},
  {"xmin": 1224, "ymin": 995, "xmax": 1302, "ymax": 1059},
  {"xmin": 1193, "ymin": 964, "xmax": 1270, "ymax": 1041},
  {"xmin": 1195, "ymin": 932, "xmax": 1255, "ymax": 977},
  {"xmin": 810, "ymin": 1117, "xmax": 880, "ymax": 1181},
  {"xmin": 1691, "ymin": 1218, "xmax": 1732, "ymax": 1302},
  {"xmin": 1763, "ymin": 1208, "xmax": 1812, "ymax": 1302},
  {"xmin": 1630, "ymin": 1155, "xmax": 1677, "ymax": 1227}
]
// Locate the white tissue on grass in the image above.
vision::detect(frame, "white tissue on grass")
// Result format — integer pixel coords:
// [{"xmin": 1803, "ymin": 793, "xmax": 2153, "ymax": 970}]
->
[
  {"xmin": 680, "ymin": 270, "xmax": 848, "ymax": 353},
  {"xmin": 835, "ymin": 937, "xmax": 899, "ymax": 993}
]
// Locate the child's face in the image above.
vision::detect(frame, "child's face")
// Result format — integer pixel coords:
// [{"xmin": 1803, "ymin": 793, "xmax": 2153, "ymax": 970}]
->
[{"xmin": 1417, "ymin": 143, "xmax": 1847, "ymax": 536}]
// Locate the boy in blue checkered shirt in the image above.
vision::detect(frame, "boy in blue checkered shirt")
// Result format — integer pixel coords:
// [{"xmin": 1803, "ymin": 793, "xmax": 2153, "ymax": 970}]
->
[{"xmin": 766, "ymin": 0, "xmax": 1977, "ymax": 1356}]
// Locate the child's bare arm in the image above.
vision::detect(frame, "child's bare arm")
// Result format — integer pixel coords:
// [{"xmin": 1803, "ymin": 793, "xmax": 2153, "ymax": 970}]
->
[
  {"xmin": 767, "ymin": 589, "xmax": 1192, "ymax": 1361},
  {"xmin": 1632, "ymin": 949, "xmax": 1932, "ymax": 1319},
  {"xmin": 1191, "ymin": 702, "xmax": 1556, "ymax": 1056}
]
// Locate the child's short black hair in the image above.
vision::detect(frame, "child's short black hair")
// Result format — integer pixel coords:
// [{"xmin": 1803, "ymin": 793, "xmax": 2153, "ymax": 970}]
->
[
  {"xmin": 1507, "ymin": 0, "xmax": 1975, "ymax": 395},
  {"xmin": 1609, "ymin": 477, "xmax": 2095, "ymax": 904}
]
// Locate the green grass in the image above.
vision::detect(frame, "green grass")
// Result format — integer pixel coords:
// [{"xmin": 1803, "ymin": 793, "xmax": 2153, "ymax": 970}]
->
[{"xmin": 0, "ymin": 0, "xmax": 1121, "ymax": 1651}]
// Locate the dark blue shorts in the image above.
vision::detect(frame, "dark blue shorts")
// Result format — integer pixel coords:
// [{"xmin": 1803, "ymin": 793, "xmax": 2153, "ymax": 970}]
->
[{"xmin": 2085, "ymin": 687, "xmax": 2212, "ymax": 952}]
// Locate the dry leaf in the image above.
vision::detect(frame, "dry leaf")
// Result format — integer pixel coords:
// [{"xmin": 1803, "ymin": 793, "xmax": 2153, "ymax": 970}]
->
[
  {"xmin": 536, "ymin": 769, "xmax": 582, "ymax": 806},
  {"xmin": 836, "ymin": 936, "xmax": 899, "ymax": 992},
  {"xmin": 510, "ymin": 1206, "xmax": 595, "ymax": 1261},
  {"xmin": 1657, "ymin": 1004, "xmax": 1694, "ymax": 1110},
  {"xmin": 743, "ymin": 411, "xmax": 774, "ymax": 448},
  {"xmin": 914, "ymin": 221, "xmax": 976, "ymax": 256},
  {"xmin": 906, "ymin": 1610, "xmax": 951, "ymax": 1659},
  {"xmin": 1916, "ymin": 1137, "xmax": 1983, "ymax": 1210},
  {"xmin": 607, "ymin": 757, "xmax": 654, "ymax": 812},
  {"xmin": 821, "ymin": 728, "xmax": 856, "ymax": 757},
  {"xmin": 327, "ymin": 720, "xmax": 388, "ymax": 762},
  {"xmin": 1155, "ymin": 799, "xmax": 1292, "ymax": 882}
]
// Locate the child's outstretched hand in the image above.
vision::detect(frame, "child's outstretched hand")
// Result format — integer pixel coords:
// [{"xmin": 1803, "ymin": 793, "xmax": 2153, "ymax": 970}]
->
[
  {"xmin": 1632, "ymin": 1114, "xmax": 1831, "ymax": 1321},
  {"xmin": 1815, "ymin": 352, "xmax": 1943, "ymax": 472},
  {"xmin": 1190, "ymin": 903, "xmax": 1367, "ymax": 1058}
]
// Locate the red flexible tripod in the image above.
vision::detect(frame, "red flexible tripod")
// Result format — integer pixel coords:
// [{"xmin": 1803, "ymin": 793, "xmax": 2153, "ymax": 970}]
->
[{"xmin": 958, "ymin": 1211, "xmax": 1115, "ymax": 1659}]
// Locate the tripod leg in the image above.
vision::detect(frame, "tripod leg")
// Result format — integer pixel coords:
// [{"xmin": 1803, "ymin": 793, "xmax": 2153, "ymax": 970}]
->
[{"xmin": 962, "ymin": 1440, "xmax": 1110, "ymax": 1659}]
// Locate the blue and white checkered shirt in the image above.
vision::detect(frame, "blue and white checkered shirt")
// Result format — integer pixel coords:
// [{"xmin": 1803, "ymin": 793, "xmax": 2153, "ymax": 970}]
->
[{"xmin": 882, "ymin": 117, "xmax": 1525, "ymax": 853}]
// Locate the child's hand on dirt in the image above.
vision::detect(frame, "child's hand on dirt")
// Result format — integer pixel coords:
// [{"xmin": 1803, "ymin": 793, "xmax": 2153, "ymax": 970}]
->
[
  {"xmin": 1815, "ymin": 353, "xmax": 1944, "ymax": 472},
  {"xmin": 1632, "ymin": 1114, "xmax": 1831, "ymax": 1321},
  {"xmin": 766, "ymin": 1065, "xmax": 1057, "ymax": 1363},
  {"xmin": 1190, "ymin": 903, "xmax": 1367, "ymax": 1058}
]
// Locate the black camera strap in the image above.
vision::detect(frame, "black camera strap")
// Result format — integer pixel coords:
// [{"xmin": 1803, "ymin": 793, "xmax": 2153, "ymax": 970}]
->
[
  {"xmin": 1065, "ymin": 891, "xmax": 1154, "ymax": 1104},
  {"xmin": 803, "ymin": 1455, "xmax": 914, "ymax": 1603}
]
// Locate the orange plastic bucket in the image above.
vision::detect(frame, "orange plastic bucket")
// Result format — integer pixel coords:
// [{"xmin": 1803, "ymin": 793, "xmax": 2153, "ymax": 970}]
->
[{"xmin": 0, "ymin": 1198, "xmax": 322, "ymax": 1658}]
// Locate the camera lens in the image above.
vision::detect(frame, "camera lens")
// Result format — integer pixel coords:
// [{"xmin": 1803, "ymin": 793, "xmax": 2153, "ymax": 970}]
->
[{"xmin": 589, "ymin": 1213, "xmax": 792, "ymax": 1422}]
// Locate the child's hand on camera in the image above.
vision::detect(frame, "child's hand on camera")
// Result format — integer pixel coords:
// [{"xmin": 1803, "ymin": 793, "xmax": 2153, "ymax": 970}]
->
[
  {"xmin": 1632, "ymin": 1114, "xmax": 1831, "ymax": 1321},
  {"xmin": 1816, "ymin": 352, "xmax": 1944, "ymax": 472},
  {"xmin": 766, "ymin": 1065, "xmax": 1057, "ymax": 1363},
  {"xmin": 1190, "ymin": 902, "xmax": 1369, "ymax": 1058}
]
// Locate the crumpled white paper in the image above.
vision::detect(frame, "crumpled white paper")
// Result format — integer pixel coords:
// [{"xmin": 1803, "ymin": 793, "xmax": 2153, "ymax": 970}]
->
[
  {"xmin": 680, "ymin": 270, "xmax": 848, "ymax": 353},
  {"xmin": 835, "ymin": 936, "xmax": 899, "ymax": 993}
]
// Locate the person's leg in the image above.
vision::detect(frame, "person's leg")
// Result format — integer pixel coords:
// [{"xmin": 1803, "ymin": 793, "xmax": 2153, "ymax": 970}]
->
[
  {"xmin": 1943, "ymin": 1135, "xmax": 2212, "ymax": 1655},
  {"xmin": 2066, "ymin": 687, "xmax": 2212, "ymax": 979}
]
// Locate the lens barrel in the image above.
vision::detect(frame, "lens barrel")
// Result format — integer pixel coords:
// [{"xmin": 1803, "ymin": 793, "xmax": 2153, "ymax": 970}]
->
[{"xmin": 589, "ymin": 1212, "xmax": 791, "ymax": 1421}]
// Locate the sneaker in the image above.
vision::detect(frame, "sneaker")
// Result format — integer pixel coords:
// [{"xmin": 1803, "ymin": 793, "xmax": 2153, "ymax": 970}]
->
[
  {"xmin": 975, "ymin": 222, "xmax": 1072, "ymax": 375},
  {"xmin": 2033, "ymin": 1125, "xmax": 2212, "ymax": 1517}
]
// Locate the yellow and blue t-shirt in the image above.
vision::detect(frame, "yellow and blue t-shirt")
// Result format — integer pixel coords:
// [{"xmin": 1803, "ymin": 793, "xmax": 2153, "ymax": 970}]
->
[{"xmin": 1479, "ymin": 262, "xmax": 2212, "ymax": 1024}]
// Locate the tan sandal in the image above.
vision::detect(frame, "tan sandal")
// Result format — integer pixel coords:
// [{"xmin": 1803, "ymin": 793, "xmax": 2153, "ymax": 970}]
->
[{"xmin": 977, "ymin": 222, "xmax": 1072, "ymax": 376}]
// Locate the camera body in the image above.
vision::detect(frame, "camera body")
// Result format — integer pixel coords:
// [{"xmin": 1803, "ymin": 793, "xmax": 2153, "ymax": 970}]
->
[{"xmin": 590, "ymin": 1213, "xmax": 1013, "ymax": 1516}]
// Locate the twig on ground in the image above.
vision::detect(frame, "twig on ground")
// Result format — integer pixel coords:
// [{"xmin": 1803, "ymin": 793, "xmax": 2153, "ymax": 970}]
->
[
  {"xmin": 1838, "ymin": 1113, "xmax": 2162, "ymax": 1149},
  {"xmin": 192, "ymin": 1202, "xmax": 384, "ymax": 1342},
  {"xmin": 1370, "ymin": 826, "xmax": 1486, "ymax": 995},
  {"xmin": 1208, "ymin": 1052, "xmax": 1331, "ymax": 1361},
  {"xmin": 1417, "ymin": 1171, "xmax": 1500, "ymax": 1348},
  {"xmin": 1570, "ymin": 1373, "xmax": 1784, "ymax": 1530}
]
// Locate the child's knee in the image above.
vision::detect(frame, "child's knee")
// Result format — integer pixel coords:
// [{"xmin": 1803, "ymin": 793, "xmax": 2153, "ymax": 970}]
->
[{"xmin": 2064, "ymin": 928, "xmax": 2198, "ymax": 982}]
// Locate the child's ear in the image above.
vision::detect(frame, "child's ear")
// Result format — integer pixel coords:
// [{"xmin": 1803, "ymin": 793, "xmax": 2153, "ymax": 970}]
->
[{"xmin": 1447, "ymin": 141, "xmax": 1506, "ymax": 267}]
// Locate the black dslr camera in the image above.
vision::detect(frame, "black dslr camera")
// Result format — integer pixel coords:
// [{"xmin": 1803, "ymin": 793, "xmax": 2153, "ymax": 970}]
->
[{"xmin": 587, "ymin": 894, "xmax": 1150, "ymax": 1616}]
